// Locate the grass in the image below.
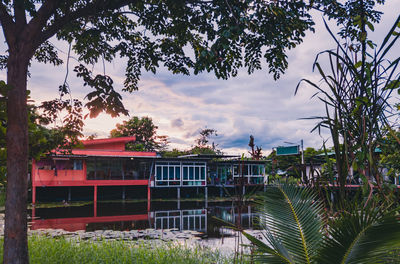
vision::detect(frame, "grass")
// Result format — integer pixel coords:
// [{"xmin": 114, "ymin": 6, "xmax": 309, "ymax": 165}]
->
[{"xmin": 0, "ymin": 236, "xmax": 233, "ymax": 264}]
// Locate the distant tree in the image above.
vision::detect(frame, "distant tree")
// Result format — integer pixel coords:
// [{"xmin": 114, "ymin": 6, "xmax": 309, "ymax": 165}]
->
[
  {"xmin": 110, "ymin": 116, "xmax": 168, "ymax": 152},
  {"xmin": 86, "ymin": 133, "xmax": 98, "ymax": 140},
  {"xmin": 162, "ymin": 148, "xmax": 187, "ymax": 158},
  {"xmin": 248, "ymin": 135, "xmax": 263, "ymax": 160},
  {"xmin": 191, "ymin": 128, "xmax": 220, "ymax": 155}
]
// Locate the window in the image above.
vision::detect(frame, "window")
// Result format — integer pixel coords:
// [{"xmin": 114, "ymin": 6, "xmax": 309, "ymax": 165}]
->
[
  {"xmin": 155, "ymin": 161, "xmax": 183, "ymax": 186},
  {"xmin": 73, "ymin": 160, "xmax": 83, "ymax": 170},
  {"xmin": 155, "ymin": 161, "xmax": 207, "ymax": 186}
]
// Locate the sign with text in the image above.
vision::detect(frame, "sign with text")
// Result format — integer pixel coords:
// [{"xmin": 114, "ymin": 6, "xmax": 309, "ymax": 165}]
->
[{"xmin": 276, "ymin": 145, "xmax": 299, "ymax": 156}]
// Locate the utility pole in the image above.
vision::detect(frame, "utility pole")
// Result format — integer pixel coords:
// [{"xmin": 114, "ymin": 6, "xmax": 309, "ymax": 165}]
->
[{"xmin": 301, "ymin": 139, "xmax": 305, "ymax": 182}]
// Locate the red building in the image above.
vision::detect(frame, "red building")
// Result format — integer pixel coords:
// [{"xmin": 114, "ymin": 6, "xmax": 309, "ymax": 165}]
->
[
  {"xmin": 31, "ymin": 136, "xmax": 157, "ymax": 205},
  {"xmin": 32, "ymin": 136, "xmax": 267, "ymax": 206}
]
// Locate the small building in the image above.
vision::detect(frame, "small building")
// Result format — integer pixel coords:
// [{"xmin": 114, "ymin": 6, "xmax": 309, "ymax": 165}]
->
[{"xmin": 32, "ymin": 137, "xmax": 267, "ymax": 204}]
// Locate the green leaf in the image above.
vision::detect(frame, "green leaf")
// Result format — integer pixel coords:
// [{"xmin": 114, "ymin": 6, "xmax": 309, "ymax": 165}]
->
[
  {"xmin": 366, "ymin": 21, "xmax": 375, "ymax": 32},
  {"xmin": 253, "ymin": 185, "xmax": 324, "ymax": 263},
  {"xmin": 354, "ymin": 61, "xmax": 362, "ymax": 68}
]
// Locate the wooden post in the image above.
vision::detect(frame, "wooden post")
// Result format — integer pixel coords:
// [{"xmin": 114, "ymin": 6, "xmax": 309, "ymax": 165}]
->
[
  {"xmin": 32, "ymin": 186, "xmax": 36, "ymax": 205},
  {"xmin": 31, "ymin": 206, "xmax": 35, "ymax": 221},
  {"xmin": 205, "ymin": 187, "xmax": 208, "ymax": 208},
  {"xmin": 147, "ymin": 185, "xmax": 151, "ymax": 211},
  {"xmin": 94, "ymin": 185, "xmax": 98, "ymax": 217}
]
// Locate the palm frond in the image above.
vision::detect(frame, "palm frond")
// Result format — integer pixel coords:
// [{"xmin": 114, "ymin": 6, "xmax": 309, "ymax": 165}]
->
[
  {"xmin": 318, "ymin": 205, "xmax": 400, "ymax": 264},
  {"xmin": 252, "ymin": 185, "xmax": 324, "ymax": 263}
]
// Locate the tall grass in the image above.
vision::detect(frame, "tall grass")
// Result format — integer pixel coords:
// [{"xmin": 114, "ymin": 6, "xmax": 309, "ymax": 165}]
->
[{"xmin": 0, "ymin": 236, "xmax": 233, "ymax": 264}]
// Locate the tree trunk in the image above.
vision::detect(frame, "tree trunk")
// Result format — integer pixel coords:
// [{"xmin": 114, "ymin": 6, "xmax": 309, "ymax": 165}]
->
[{"xmin": 3, "ymin": 51, "xmax": 30, "ymax": 264}]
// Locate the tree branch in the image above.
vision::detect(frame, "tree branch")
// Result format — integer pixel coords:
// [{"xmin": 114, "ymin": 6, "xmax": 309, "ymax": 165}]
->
[
  {"xmin": 13, "ymin": 0, "xmax": 27, "ymax": 31},
  {"xmin": 27, "ymin": 0, "xmax": 61, "ymax": 39},
  {"xmin": 0, "ymin": 3, "xmax": 16, "ymax": 46},
  {"xmin": 37, "ymin": 0, "xmax": 135, "ymax": 46}
]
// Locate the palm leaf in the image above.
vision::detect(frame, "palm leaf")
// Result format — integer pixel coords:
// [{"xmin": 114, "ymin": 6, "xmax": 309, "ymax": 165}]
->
[
  {"xmin": 318, "ymin": 205, "xmax": 400, "ymax": 264},
  {"xmin": 252, "ymin": 185, "xmax": 324, "ymax": 263}
]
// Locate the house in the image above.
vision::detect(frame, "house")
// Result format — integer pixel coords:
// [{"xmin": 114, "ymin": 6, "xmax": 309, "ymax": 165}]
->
[{"xmin": 31, "ymin": 137, "xmax": 267, "ymax": 204}]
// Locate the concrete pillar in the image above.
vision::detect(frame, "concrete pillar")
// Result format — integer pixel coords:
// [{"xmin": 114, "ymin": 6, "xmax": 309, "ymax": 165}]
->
[
  {"xmin": 177, "ymin": 187, "xmax": 181, "ymax": 199},
  {"xmin": 263, "ymin": 184, "xmax": 267, "ymax": 192},
  {"xmin": 220, "ymin": 187, "xmax": 223, "ymax": 197},
  {"xmin": 205, "ymin": 187, "xmax": 208, "ymax": 209},
  {"xmin": 196, "ymin": 187, "xmax": 199, "ymax": 196},
  {"xmin": 242, "ymin": 185, "xmax": 246, "ymax": 196}
]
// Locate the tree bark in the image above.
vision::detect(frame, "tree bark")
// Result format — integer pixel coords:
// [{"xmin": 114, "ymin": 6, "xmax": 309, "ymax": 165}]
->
[{"xmin": 4, "ymin": 51, "xmax": 30, "ymax": 264}]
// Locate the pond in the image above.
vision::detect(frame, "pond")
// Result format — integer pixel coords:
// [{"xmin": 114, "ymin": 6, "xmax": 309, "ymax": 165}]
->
[{"xmin": 29, "ymin": 200, "xmax": 260, "ymax": 253}]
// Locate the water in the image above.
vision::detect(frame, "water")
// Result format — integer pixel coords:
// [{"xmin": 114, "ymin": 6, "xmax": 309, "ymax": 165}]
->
[{"xmin": 29, "ymin": 200, "xmax": 259, "ymax": 239}]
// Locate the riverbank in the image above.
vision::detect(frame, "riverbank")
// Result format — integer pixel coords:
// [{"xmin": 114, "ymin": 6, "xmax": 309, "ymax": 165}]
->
[{"xmin": 0, "ymin": 236, "xmax": 235, "ymax": 263}]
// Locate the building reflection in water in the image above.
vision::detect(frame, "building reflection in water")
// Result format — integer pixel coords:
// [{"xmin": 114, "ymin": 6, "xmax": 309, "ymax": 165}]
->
[{"xmin": 30, "ymin": 201, "xmax": 258, "ymax": 237}]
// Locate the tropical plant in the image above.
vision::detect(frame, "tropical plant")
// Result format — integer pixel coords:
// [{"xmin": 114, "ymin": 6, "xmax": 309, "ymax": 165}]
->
[
  {"xmin": 243, "ymin": 185, "xmax": 400, "ymax": 264},
  {"xmin": 379, "ymin": 129, "xmax": 400, "ymax": 181},
  {"xmin": 296, "ymin": 14, "xmax": 400, "ymax": 199}
]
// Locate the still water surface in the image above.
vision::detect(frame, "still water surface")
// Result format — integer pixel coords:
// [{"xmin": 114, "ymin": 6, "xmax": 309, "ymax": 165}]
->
[{"xmin": 29, "ymin": 200, "xmax": 258, "ymax": 239}]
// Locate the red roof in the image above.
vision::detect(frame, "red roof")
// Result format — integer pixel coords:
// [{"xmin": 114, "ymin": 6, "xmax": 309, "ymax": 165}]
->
[
  {"xmin": 54, "ymin": 149, "xmax": 157, "ymax": 158},
  {"xmin": 81, "ymin": 136, "xmax": 136, "ymax": 146}
]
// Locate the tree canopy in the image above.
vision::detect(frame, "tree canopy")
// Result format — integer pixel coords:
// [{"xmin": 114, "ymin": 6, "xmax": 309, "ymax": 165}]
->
[{"xmin": 110, "ymin": 116, "xmax": 168, "ymax": 152}]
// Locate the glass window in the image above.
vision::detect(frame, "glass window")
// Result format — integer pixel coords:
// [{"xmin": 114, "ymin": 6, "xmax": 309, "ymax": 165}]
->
[
  {"xmin": 189, "ymin": 167, "xmax": 194, "ymax": 180},
  {"xmin": 259, "ymin": 165, "xmax": 264, "ymax": 175},
  {"xmin": 163, "ymin": 167, "xmax": 168, "ymax": 180},
  {"xmin": 244, "ymin": 165, "xmax": 249, "ymax": 175},
  {"xmin": 233, "ymin": 165, "xmax": 239, "ymax": 175},
  {"xmin": 183, "ymin": 167, "xmax": 188, "ymax": 180},
  {"xmin": 175, "ymin": 167, "xmax": 180, "ymax": 180},
  {"xmin": 156, "ymin": 167, "xmax": 162, "ymax": 180},
  {"xmin": 86, "ymin": 159, "xmax": 96, "ymax": 180},
  {"xmin": 195, "ymin": 167, "xmax": 199, "ymax": 180},
  {"xmin": 252, "ymin": 165, "xmax": 259, "ymax": 175},
  {"xmin": 169, "ymin": 167, "xmax": 174, "ymax": 180},
  {"xmin": 73, "ymin": 160, "xmax": 83, "ymax": 170},
  {"xmin": 201, "ymin": 167, "xmax": 205, "ymax": 180}
]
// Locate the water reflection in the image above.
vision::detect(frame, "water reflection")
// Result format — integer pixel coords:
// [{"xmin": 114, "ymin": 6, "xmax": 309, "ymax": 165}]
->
[{"xmin": 30, "ymin": 201, "xmax": 258, "ymax": 238}]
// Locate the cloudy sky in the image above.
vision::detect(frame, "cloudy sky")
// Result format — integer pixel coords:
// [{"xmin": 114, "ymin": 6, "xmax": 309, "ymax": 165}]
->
[{"xmin": 1, "ymin": 2, "xmax": 399, "ymax": 155}]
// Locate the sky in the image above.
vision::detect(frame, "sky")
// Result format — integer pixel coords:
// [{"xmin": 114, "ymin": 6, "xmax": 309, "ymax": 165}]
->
[{"xmin": 1, "ymin": 2, "xmax": 399, "ymax": 156}]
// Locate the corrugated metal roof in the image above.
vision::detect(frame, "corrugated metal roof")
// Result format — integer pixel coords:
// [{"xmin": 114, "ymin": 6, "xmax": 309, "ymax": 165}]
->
[
  {"xmin": 81, "ymin": 136, "xmax": 136, "ymax": 146},
  {"xmin": 53, "ymin": 149, "xmax": 157, "ymax": 158}
]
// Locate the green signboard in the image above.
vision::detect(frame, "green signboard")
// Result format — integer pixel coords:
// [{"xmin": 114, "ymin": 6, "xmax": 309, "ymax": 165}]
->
[{"xmin": 276, "ymin": 145, "xmax": 299, "ymax": 156}]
